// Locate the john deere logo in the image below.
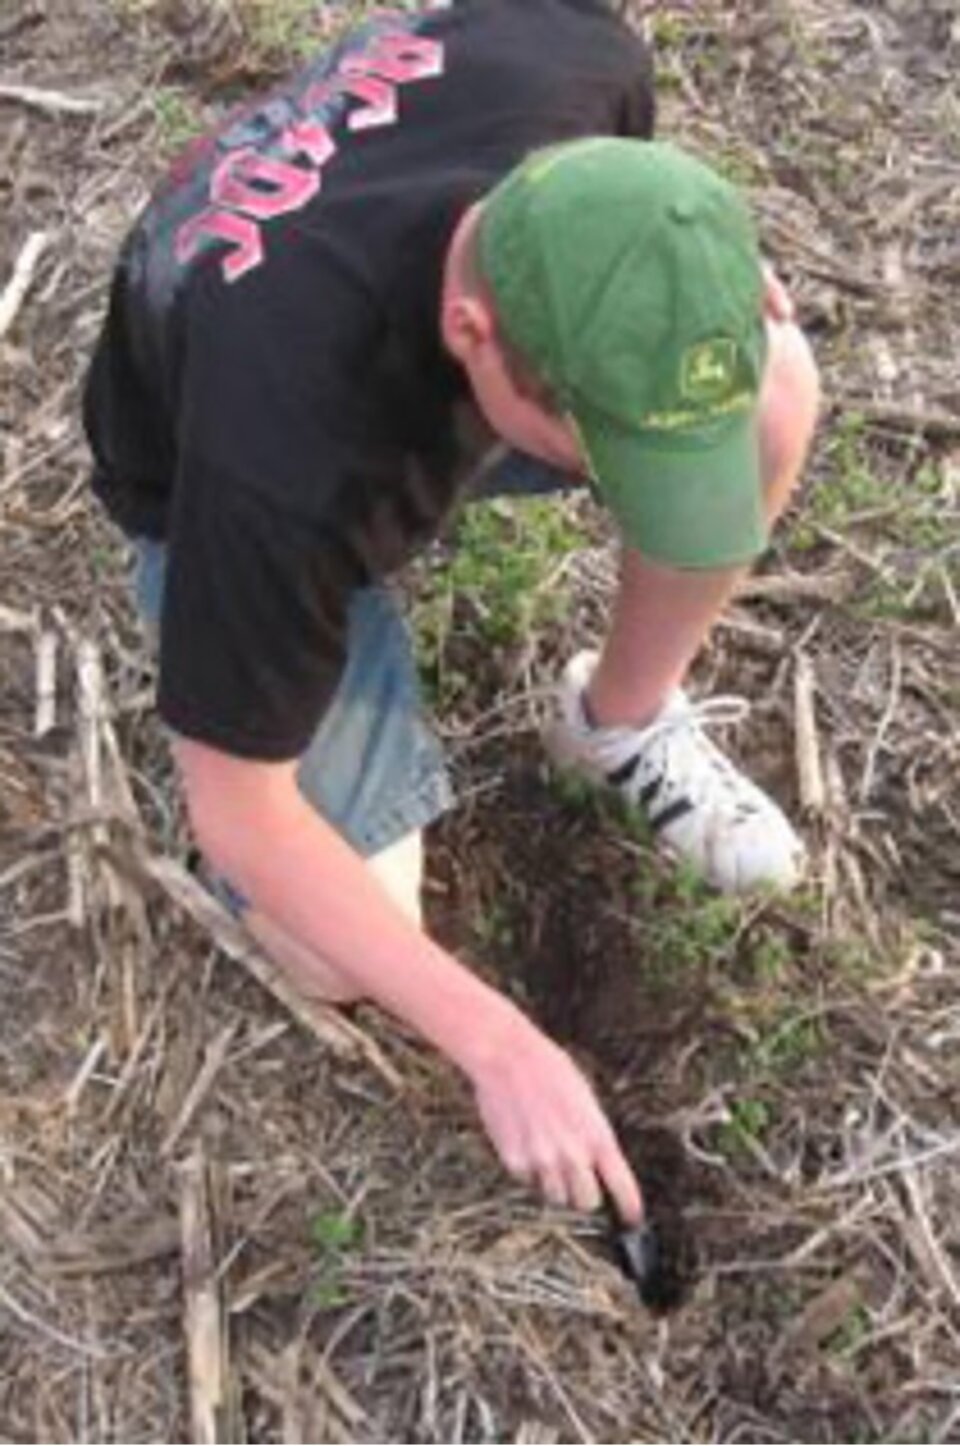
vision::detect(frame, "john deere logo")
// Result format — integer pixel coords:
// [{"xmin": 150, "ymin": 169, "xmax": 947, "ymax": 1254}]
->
[{"xmin": 681, "ymin": 339, "xmax": 739, "ymax": 404}]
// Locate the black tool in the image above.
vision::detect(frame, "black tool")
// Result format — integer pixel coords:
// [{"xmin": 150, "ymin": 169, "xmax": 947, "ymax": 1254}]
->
[{"xmin": 601, "ymin": 1187, "xmax": 688, "ymax": 1314}]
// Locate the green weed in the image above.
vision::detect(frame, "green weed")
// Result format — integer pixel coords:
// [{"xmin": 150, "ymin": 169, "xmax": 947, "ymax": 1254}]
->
[
  {"xmin": 308, "ymin": 1208, "xmax": 363, "ymax": 1308},
  {"xmin": 795, "ymin": 420, "xmax": 954, "ymax": 550},
  {"xmin": 750, "ymin": 1009, "xmax": 824, "ymax": 1076},
  {"xmin": 826, "ymin": 1301, "xmax": 872, "ymax": 1358},
  {"xmin": 791, "ymin": 420, "xmax": 957, "ymax": 619},
  {"xmin": 718, "ymin": 1096, "xmax": 772, "ymax": 1157},
  {"xmin": 791, "ymin": 414, "xmax": 882, "ymax": 549},
  {"xmin": 650, "ymin": 13, "xmax": 693, "ymax": 48},
  {"xmin": 151, "ymin": 87, "xmax": 203, "ymax": 155},
  {"xmin": 234, "ymin": 0, "xmax": 331, "ymax": 62},
  {"xmin": 639, "ymin": 870, "xmax": 743, "ymax": 975},
  {"xmin": 747, "ymin": 930, "xmax": 792, "ymax": 984},
  {"xmin": 236, "ymin": 0, "xmax": 398, "ymax": 63},
  {"xmin": 548, "ymin": 768, "xmax": 601, "ymax": 814},
  {"xmin": 414, "ymin": 497, "xmax": 581, "ymax": 706},
  {"xmin": 709, "ymin": 146, "xmax": 767, "ymax": 188},
  {"xmin": 474, "ymin": 897, "xmax": 515, "ymax": 953}
]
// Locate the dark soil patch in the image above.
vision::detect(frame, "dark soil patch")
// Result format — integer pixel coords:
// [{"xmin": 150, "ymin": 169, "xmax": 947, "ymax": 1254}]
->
[{"xmin": 1, "ymin": 1, "xmax": 959, "ymax": 1441}]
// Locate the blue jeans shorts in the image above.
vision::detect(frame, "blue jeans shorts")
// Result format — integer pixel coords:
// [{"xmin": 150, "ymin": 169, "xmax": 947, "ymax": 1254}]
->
[{"xmin": 133, "ymin": 450, "xmax": 571, "ymax": 907}]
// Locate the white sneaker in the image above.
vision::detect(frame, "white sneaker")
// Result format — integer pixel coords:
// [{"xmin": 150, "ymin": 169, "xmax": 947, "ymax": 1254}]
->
[{"xmin": 543, "ymin": 652, "xmax": 805, "ymax": 895}]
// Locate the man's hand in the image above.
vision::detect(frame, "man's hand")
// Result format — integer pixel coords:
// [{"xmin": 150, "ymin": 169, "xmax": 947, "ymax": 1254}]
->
[
  {"xmin": 763, "ymin": 262, "xmax": 796, "ymax": 324},
  {"xmin": 469, "ymin": 1013, "xmax": 644, "ymax": 1223},
  {"xmin": 175, "ymin": 735, "xmax": 641, "ymax": 1222}
]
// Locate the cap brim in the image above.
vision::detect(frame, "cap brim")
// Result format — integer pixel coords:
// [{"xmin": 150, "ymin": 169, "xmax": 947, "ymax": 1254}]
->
[{"xmin": 576, "ymin": 409, "xmax": 767, "ymax": 570}]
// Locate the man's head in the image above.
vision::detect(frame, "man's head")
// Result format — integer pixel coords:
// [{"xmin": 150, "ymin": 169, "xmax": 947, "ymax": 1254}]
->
[
  {"xmin": 441, "ymin": 139, "xmax": 769, "ymax": 570},
  {"xmin": 441, "ymin": 200, "xmax": 585, "ymax": 476}
]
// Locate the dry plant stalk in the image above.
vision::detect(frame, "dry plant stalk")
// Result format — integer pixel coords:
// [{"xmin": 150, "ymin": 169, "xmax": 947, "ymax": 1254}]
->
[
  {"xmin": 0, "ymin": 230, "xmax": 50, "ymax": 340},
  {"xmin": 161, "ymin": 1022, "xmax": 238, "ymax": 1159},
  {"xmin": 179, "ymin": 1144, "xmax": 229, "ymax": 1446},
  {"xmin": 0, "ymin": 82, "xmax": 104, "ymax": 115},
  {"xmin": 794, "ymin": 650, "xmax": 826, "ymax": 813},
  {"xmin": 33, "ymin": 628, "xmax": 57, "ymax": 738}
]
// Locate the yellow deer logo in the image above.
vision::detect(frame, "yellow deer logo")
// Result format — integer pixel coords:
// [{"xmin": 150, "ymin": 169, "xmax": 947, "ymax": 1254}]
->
[{"xmin": 681, "ymin": 340, "xmax": 738, "ymax": 403}]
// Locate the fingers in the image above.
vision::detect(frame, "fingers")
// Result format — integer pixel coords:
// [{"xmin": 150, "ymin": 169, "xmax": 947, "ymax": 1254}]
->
[
  {"xmin": 538, "ymin": 1160, "xmax": 568, "ymax": 1209},
  {"xmin": 564, "ymin": 1157, "xmax": 603, "ymax": 1214},
  {"xmin": 536, "ymin": 1153, "xmax": 602, "ymax": 1213},
  {"xmin": 538, "ymin": 1146, "xmax": 638, "ymax": 1218},
  {"xmin": 595, "ymin": 1135, "xmax": 644, "ymax": 1226},
  {"xmin": 500, "ymin": 1141, "xmax": 534, "ymax": 1188},
  {"xmin": 533, "ymin": 1124, "xmax": 637, "ymax": 1218},
  {"xmin": 473, "ymin": 1031, "xmax": 642, "ymax": 1219}
]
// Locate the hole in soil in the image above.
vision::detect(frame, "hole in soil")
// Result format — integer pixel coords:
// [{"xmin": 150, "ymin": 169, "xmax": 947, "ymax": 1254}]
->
[{"xmin": 432, "ymin": 755, "xmax": 720, "ymax": 1312}]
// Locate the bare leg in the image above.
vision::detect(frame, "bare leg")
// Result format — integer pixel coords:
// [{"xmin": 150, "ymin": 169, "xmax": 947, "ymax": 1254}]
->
[
  {"xmin": 242, "ymin": 830, "xmax": 423, "ymax": 1005},
  {"xmin": 586, "ymin": 322, "xmax": 821, "ymax": 728}
]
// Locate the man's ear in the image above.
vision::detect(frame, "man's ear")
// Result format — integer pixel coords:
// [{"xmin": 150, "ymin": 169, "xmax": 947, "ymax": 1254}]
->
[{"xmin": 441, "ymin": 292, "xmax": 496, "ymax": 364}]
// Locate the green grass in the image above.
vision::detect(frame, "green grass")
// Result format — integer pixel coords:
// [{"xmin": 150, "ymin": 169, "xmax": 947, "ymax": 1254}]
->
[
  {"xmin": 619, "ymin": 861, "xmax": 748, "ymax": 993},
  {"xmin": 746, "ymin": 929, "xmax": 792, "ymax": 985},
  {"xmin": 150, "ymin": 87, "xmax": 203, "ymax": 155},
  {"xmin": 791, "ymin": 414, "xmax": 887, "ymax": 549},
  {"xmin": 235, "ymin": 0, "xmax": 414, "ymax": 64},
  {"xmin": 718, "ymin": 1095, "xmax": 773, "ymax": 1157},
  {"xmin": 548, "ymin": 767, "xmax": 603, "ymax": 815},
  {"xmin": 789, "ymin": 414, "xmax": 958, "ymax": 619},
  {"xmin": 413, "ymin": 496, "xmax": 582, "ymax": 707},
  {"xmin": 794, "ymin": 415, "xmax": 954, "ymax": 550},
  {"xmin": 750, "ymin": 1009, "xmax": 824, "ymax": 1075},
  {"xmin": 233, "ymin": 0, "xmax": 334, "ymax": 62},
  {"xmin": 308, "ymin": 1208, "xmax": 364, "ymax": 1308},
  {"xmin": 826, "ymin": 1301, "xmax": 872, "ymax": 1359},
  {"xmin": 708, "ymin": 145, "xmax": 768, "ymax": 188},
  {"xmin": 474, "ymin": 896, "xmax": 516, "ymax": 953},
  {"xmin": 115, "ymin": 0, "xmax": 374, "ymax": 63},
  {"xmin": 650, "ymin": 12, "xmax": 695, "ymax": 48}
]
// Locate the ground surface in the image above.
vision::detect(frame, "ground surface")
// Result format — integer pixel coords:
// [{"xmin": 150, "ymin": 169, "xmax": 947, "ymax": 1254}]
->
[{"xmin": 1, "ymin": 2, "xmax": 959, "ymax": 1442}]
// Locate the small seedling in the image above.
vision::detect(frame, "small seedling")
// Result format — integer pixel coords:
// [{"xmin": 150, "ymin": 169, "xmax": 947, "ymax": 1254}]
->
[
  {"xmin": 748, "ymin": 932, "xmax": 791, "ymax": 984},
  {"xmin": 151, "ymin": 87, "xmax": 202, "ymax": 156},
  {"xmin": 752, "ymin": 1011, "xmax": 823, "ymax": 1075},
  {"xmin": 234, "ymin": 0, "xmax": 330, "ymax": 62},
  {"xmin": 718, "ymin": 1096, "xmax": 773, "ymax": 1158},
  {"xmin": 413, "ymin": 496, "xmax": 581, "ymax": 706},
  {"xmin": 308, "ymin": 1209, "xmax": 363, "ymax": 1308}
]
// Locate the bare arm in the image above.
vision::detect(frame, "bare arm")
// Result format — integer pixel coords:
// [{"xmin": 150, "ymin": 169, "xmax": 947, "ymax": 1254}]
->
[{"xmin": 174, "ymin": 735, "xmax": 643, "ymax": 1222}]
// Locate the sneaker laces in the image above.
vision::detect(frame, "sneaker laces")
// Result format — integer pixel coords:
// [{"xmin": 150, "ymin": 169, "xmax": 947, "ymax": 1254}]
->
[{"xmin": 584, "ymin": 693, "xmax": 765, "ymax": 822}]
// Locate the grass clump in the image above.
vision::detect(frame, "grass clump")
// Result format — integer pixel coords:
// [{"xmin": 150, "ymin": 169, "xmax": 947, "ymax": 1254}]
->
[
  {"xmin": 414, "ymin": 496, "xmax": 581, "ymax": 706},
  {"xmin": 308, "ymin": 1208, "xmax": 364, "ymax": 1308},
  {"xmin": 151, "ymin": 86, "xmax": 204, "ymax": 155}
]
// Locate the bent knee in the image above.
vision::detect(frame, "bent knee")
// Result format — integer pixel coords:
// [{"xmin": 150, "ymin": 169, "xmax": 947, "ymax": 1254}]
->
[
  {"xmin": 367, "ymin": 830, "xmax": 424, "ymax": 929},
  {"xmin": 757, "ymin": 323, "xmax": 821, "ymax": 513},
  {"xmin": 762, "ymin": 320, "xmax": 822, "ymax": 422}
]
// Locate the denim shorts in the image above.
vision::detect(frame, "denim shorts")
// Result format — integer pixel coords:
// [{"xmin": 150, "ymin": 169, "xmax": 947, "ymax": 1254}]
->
[{"xmin": 133, "ymin": 449, "xmax": 572, "ymax": 907}]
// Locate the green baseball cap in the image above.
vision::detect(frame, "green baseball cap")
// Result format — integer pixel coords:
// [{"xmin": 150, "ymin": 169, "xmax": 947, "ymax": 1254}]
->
[{"xmin": 477, "ymin": 138, "xmax": 769, "ymax": 569}]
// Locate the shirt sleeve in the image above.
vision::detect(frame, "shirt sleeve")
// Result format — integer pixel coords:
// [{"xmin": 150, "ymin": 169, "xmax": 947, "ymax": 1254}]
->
[{"xmin": 157, "ymin": 465, "xmax": 355, "ymax": 759}]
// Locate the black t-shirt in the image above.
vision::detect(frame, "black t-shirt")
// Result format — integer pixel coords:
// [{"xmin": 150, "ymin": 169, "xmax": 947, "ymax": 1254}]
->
[{"xmin": 84, "ymin": 0, "xmax": 654, "ymax": 760}]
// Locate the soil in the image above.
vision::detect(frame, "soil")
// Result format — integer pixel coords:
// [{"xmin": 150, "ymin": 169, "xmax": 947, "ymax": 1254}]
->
[{"xmin": 1, "ymin": 1, "xmax": 959, "ymax": 1442}]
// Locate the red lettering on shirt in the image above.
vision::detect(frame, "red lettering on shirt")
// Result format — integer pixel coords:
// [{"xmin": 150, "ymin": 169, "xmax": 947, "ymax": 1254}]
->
[
  {"xmin": 175, "ymin": 25, "xmax": 446, "ymax": 284},
  {"xmin": 279, "ymin": 117, "xmax": 337, "ymax": 167},
  {"xmin": 303, "ymin": 74, "xmax": 399, "ymax": 133},
  {"xmin": 211, "ymin": 148, "xmax": 320, "ymax": 221},
  {"xmin": 342, "ymin": 34, "xmax": 444, "ymax": 85},
  {"xmin": 175, "ymin": 208, "xmax": 264, "ymax": 283}
]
